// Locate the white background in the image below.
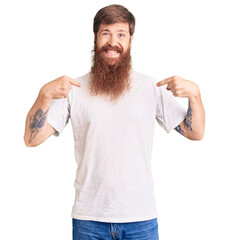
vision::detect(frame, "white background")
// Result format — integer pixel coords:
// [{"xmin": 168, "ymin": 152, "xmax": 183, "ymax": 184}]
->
[{"xmin": 0, "ymin": 0, "xmax": 228, "ymax": 239}]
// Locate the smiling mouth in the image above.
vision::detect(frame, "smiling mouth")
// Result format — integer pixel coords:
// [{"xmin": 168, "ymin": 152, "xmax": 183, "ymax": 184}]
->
[{"xmin": 105, "ymin": 50, "xmax": 120, "ymax": 57}]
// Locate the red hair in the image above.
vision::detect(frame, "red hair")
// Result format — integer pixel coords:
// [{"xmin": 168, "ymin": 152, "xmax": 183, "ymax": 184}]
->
[{"xmin": 93, "ymin": 4, "xmax": 135, "ymax": 37}]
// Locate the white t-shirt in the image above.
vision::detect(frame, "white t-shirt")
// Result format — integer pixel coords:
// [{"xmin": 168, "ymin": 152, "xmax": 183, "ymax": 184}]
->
[{"xmin": 47, "ymin": 70, "xmax": 186, "ymax": 223}]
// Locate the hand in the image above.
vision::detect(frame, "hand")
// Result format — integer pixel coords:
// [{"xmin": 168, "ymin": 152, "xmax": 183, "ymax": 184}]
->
[
  {"xmin": 156, "ymin": 75, "xmax": 200, "ymax": 100},
  {"xmin": 40, "ymin": 75, "xmax": 81, "ymax": 100}
]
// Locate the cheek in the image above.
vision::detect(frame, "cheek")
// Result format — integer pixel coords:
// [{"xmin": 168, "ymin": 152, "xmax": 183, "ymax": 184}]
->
[
  {"xmin": 96, "ymin": 41, "xmax": 104, "ymax": 49},
  {"xmin": 96, "ymin": 37, "xmax": 106, "ymax": 48},
  {"xmin": 122, "ymin": 42, "xmax": 131, "ymax": 52}
]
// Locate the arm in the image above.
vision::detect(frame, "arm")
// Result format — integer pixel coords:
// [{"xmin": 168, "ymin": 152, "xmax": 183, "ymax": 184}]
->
[
  {"xmin": 24, "ymin": 75, "xmax": 81, "ymax": 147},
  {"xmin": 157, "ymin": 75, "xmax": 205, "ymax": 140},
  {"xmin": 24, "ymin": 90, "xmax": 55, "ymax": 147},
  {"xmin": 175, "ymin": 96, "xmax": 205, "ymax": 140}
]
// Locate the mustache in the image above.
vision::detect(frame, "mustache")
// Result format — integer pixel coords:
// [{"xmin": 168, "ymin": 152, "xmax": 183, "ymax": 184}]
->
[{"xmin": 98, "ymin": 44, "xmax": 124, "ymax": 54}]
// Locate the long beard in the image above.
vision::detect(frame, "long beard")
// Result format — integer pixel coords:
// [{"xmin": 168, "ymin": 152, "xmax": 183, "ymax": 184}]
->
[{"xmin": 89, "ymin": 43, "xmax": 132, "ymax": 103}]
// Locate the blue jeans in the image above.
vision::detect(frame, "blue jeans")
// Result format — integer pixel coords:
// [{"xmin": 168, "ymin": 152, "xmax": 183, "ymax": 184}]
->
[{"xmin": 72, "ymin": 218, "xmax": 159, "ymax": 240}]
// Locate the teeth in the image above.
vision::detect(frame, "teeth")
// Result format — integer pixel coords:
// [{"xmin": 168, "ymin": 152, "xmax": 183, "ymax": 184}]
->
[{"xmin": 107, "ymin": 50, "xmax": 118, "ymax": 55}]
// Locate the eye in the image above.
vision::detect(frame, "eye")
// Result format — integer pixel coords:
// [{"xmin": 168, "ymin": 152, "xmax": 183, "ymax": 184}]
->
[
  {"xmin": 102, "ymin": 32, "xmax": 109, "ymax": 36},
  {"xmin": 119, "ymin": 33, "xmax": 125, "ymax": 38}
]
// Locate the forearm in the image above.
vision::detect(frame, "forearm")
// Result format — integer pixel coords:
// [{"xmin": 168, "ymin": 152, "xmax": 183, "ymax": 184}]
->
[
  {"xmin": 176, "ymin": 94, "xmax": 205, "ymax": 140},
  {"xmin": 24, "ymin": 89, "xmax": 52, "ymax": 147},
  {"xmin": 157, "ymin": 75, "xmax": 205, "ymax": 140},
  {"xmin": 188, "ymin": 94, "xmax": 205, "ymax": 138},
  {"xmin": 24, "ymin": 76, "xmax": 81, "ymax": 147}
]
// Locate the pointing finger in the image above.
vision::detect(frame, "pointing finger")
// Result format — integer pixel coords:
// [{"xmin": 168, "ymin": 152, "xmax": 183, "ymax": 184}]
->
[
  {"xmin": 69, "ymin": 78, "xmax": 81, "ymax": 87},
  {"xmin": 156, "ymin": 77, "xmax": 173, "ymax": 87}
]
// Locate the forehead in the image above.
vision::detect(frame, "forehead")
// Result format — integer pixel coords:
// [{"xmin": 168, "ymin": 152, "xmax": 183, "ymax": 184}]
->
[{"xmin": 98, "ymin": 22, "xmax": 129, "ymax": 33}]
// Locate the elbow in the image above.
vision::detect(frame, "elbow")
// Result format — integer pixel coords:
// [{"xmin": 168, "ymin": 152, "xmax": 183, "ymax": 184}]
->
[
  {"xmin": 24, "ymin": 135, "xmax": 30, "ymax": 147},
  {"xmin": 189, "ymin": 136, "xmax": 203, "ymax": 141},
  {"xmin": 24, "ymin": 136, "xmax": 38, "ymax": 147},
  {"xmin": 24, "ymin": 139, "xmax": 33, "ymax": 147},
  {"xmin": 24, "ymin": 141, "xmax": 34, "ymax": 147},
  {"xmin": 188, "ymin": 132, "xmax": 205, "ymax": 141}
]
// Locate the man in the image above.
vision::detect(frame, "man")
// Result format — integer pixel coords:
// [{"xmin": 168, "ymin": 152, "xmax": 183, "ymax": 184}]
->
[{"xmin": 24, "ymin": 4, "xmax": 205, "ymax": 240}]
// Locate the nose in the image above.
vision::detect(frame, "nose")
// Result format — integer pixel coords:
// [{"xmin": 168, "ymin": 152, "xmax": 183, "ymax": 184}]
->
[{"xmin": 108, "ymin": 35, "xmax": 118, "ymax": 47}]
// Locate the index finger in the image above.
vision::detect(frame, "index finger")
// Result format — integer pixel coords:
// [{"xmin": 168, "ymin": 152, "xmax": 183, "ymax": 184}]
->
[
  {"xmin": 69, "ymin": 78, "xmax": 81, "ymax": 87},
  {"xmin": 156, "ymin": 77, "xmax": 173, "ymax": 87}
]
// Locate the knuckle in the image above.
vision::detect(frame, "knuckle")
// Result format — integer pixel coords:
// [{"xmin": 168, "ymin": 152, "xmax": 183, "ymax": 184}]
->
[
  {"xmin": 61, "ymin": 75, "xmax": 69, "ymax": 81},
  {"xmin": 174, "ymin": 78, "xmax": 179, "ymax": 85},
  {"xmin": 173, "ymin": 75, "xmax": 180, "ymax": 82}
]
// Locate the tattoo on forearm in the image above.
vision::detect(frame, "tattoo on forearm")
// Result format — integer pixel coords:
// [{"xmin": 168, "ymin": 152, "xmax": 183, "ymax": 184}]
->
[
  {"xmin": 185, "ymin": 101, "xmax": 192, "ymax": 131},
  {"xmin": 175, "ymin": 101, "xmax": 193, "ymax": 135},
  {"xmin": 29, "ymin": 108, "xmax": 49, "ymax": 143},
  {"xmin": 175, "ymin": 124, "xmax": 185, "ymax": 135}
]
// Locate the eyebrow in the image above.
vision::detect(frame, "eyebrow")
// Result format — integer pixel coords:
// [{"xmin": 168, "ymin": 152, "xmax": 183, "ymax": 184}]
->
[
  {"xmin": 101, "ymin": 29, "xmax": 128, "ymax": 33},
  {"xmin": 118, "ymin": 30, "xmax": 128, "ymax": 33}
]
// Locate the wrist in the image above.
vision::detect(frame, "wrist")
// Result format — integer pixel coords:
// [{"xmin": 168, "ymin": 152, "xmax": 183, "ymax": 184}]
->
[
  {"xmin": 188, "ymin": 92, "xmax": 201, "ymax": 104},
  {"xmin": 39, "ymin": 85, "xmax": 53, "ymax": 101},
  {"xmin": 188, "ymin": 84, "xmax": 201, "ymax": 103}
]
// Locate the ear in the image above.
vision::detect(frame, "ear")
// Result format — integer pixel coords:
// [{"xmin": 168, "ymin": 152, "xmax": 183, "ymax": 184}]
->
[
  {"xmin": 130, "ymin": 34, "xmax": 134, "ymax": 43},
  {"xmin": 129, "ymin": 34, "xmax": 134, "ymax": 46}
]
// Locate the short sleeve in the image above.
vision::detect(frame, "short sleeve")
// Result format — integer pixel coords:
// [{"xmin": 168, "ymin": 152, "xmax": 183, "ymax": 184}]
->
[
  {"xmin": 47, "ymin": 97, "xmax": 70, "ymax": 136},
  {"xmin": 156, "ymin": 86, "xmax": 187, "ymax": 133}
]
